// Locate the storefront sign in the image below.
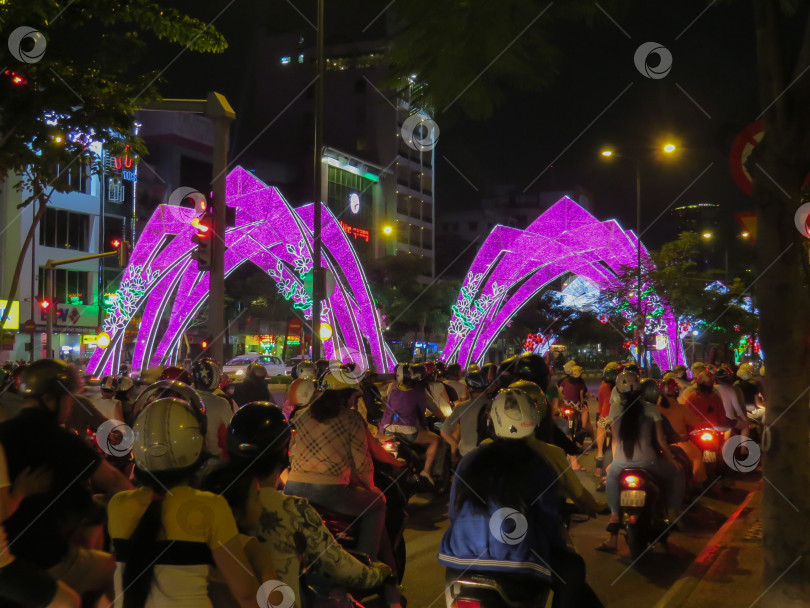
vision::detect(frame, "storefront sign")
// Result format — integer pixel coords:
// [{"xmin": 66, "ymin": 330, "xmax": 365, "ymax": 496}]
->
[{"xmin": 0, "ymin": 300, "xmax": 20, "ymax": 330}]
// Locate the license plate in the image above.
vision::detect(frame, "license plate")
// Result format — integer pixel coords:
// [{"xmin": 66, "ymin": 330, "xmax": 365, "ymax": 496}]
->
[
  {"xmin": 703, "ymin": 451, "xmax": 716, "ymax": 463},
  {"xmin": 621, "ymin": 490, "xmax": 646, "ymax": 507},
  {"xmin": 568, "ymin": 419, "xmax": 574, "ymax": 428}
]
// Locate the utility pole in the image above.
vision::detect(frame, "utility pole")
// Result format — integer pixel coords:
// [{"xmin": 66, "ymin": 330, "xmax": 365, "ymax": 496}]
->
[
  {"xmin": 636, "ymin": 161, "xmax": 645, "ymax": 376},
  {"xmin": 140, "ymin": 94, "xmax": 235, "ymax": 365},
  {"xmin": 311, "ymin": 0, "xmax": 325, "ymax": 361}
]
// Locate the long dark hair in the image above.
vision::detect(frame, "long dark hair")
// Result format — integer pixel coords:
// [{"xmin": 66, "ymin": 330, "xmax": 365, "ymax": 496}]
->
[
  {"xmin": 310, "ymin": 388, "xmax": 355, "ymax": 423},
  {"xmin": 202, "ymin": 463, "xmax": 255, "ymax": 529},
  {"xmin": 617, "ymin": 395, "xmax": 645, "ymax": 461},
  {"xmin": 122, "ymin": 466, "xmax": 198, "ymax": 608},
  {"xmin": 454, "ymin": 439, "xmax": 545, "ymax": 515}
]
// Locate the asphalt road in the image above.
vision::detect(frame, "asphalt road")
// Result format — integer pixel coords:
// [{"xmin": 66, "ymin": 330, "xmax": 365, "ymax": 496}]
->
[{"xmin": 399, "ymin": 378, "xmax": 762, "ymax": 608}]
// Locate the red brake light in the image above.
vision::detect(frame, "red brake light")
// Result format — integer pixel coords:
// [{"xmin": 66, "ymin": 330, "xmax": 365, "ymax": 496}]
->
[
  {"xmin": 383, "ymin": 442, "xmax": 394, "ymax": 450},
  {"xmin": 454, "ymin": 599, "xmax": 482, "ymax": 608},
  {"xmin": 700, "ymin": 431, "xmax": 714, "ymax": 442},
  {"xmin": 563, "ymin": 408, "xmax": 573, "ymax": 416},
  {"xmin": 623, "ymin": 474, "xmax": 642, "ymax": 488}
]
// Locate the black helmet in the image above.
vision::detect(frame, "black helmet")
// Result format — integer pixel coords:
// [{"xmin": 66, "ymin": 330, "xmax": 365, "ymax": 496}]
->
[
  {"xmin": 640, "ymin": 378, "xmax": 661, "ymax": 404},
  {"xmin": 227, "ymin": 403, "xmax": 290, "ymax": 468},
  {"xmin": 624, "ymin": 363, "xmax": 640, "ymax": 375},
  {"xmin": 246, "ymin": 361, "xmax": 268, "ymax": 380},
  {"xmin": 315, "ymin": 359, "xmax": 330, "ymax": 377},
  {"xmin": 497, "ymin": 354, "xmax": 550, "ymax": 391},
  {"xmin": 603, "ymin": 368, "xmax": 619, "ymax": 383},
  {"xmin": 20, "ymin": 359, "xmax": 79, "ymax": 400},
  {"xmin": 465, "ymin": 370, "xmax": 490, "ymax": 392},
  {"xmin": 192, "ymin": 357, "xmax": 221, "ymax": 392}
]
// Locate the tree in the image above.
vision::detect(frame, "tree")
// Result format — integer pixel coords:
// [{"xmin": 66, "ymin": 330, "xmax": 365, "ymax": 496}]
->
[
  {"xmin": 365, "ymin": 256, "xmax": 460, "ymax": 343},
  {"xmin": 0, "ymin": 0, "xmax": 226, "ymax": 329},
  {"xmin": 747, "ymin": 3, "xmax": 810, "ymax": 604}
]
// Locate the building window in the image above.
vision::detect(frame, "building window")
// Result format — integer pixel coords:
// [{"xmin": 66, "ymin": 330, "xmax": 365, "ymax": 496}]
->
[
  {"xmin": 55, "ymin": 162, "xmax": 92, "ymax": 195},
  {"xmin": 468, "ymin": 221, "xmax": 477, "ymax": 231},
  {"xmin": 39, "ymin": 208, "xmax": 90, "ymax": 251},
  {"xmin": 298, "ymin": 53, "xmax": 305, "ymax": 63},
  {"xmin": 38, "ymin": 267, "xmax": 91, "ymax": 305},
  {"xmin": 281, "ymin": 56, "xmax": 291, "ymax": 65}
]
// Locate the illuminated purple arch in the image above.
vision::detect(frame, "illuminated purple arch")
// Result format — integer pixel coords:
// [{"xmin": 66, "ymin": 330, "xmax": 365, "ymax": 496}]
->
[
  {"xmin": 88, "ymin": 166, "xmax": 396, "ymax": 376},
  {"xmin": 442, "ymin": 197, "xmax": 684, "ymax": 370}
]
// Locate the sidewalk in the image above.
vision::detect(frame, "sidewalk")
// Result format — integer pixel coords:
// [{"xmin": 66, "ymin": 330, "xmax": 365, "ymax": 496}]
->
[{"xmin": 655, "ymin": 483, "xmax": 763, "ymax": 608}]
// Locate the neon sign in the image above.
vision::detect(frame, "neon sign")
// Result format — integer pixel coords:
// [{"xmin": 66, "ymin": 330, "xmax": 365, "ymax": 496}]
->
[{"xmin": 340, "ymin": 221, "xmax": 370, "ymax": 243}]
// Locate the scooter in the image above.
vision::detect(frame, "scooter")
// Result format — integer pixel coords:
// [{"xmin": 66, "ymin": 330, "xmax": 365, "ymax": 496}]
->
[
  {"xmin": 312, "ymin": 459, "xmax": 415, "ymax": 581},
  {"xmin": 618, "ymin": 468, "xmax": 671, "ymax": 560},
  {"xmin": 689, "ymin": 427, "xmax": 723, "ymax": 480},
  {"xmin": 444, "ymin": 570, "xmax": 551, "ymax": 608}
]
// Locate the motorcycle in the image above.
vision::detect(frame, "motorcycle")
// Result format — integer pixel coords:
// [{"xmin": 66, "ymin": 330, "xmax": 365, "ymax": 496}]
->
[
  {"xmin": 313, "ymin": 458, "xmax": 415, "ymax": 582},
  {"xmin": 385, "ymin": 413, "xmax": 453, "ymax": 494},
  {"xmin": 561, "ymin": 402, "xmax": 586, "ymax": 446},
  {"xmin": 444, "ymin": 570, "xmax": 551, "ymax": 608},
  {"xmin": 618, "ymin": 468, "xmax": 671, "ymax": 560},
  {"xmin": 689, "ymin": 427, "xmax": 722, "ymax": 480}
]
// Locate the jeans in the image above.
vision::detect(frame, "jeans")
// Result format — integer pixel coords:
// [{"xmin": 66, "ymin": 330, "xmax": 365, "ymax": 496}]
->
[
  {"xmin": 283, "ymin": 481, "xmax": 387, "ymax": 560},
  {"xmin": 606, "ymin": 458, "xmax": 685, "ymax": 514}
]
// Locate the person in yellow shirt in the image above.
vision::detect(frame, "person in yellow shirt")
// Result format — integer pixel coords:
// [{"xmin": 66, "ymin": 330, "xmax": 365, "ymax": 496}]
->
[{"xmin": 108, "ymin": 396, "xmax": 259, "ymax": 608}]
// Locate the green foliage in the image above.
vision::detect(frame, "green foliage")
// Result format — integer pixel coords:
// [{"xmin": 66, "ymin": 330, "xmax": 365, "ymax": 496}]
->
[
  {"xmin": 365, "ymin": 255, "xmax": 461, "ymax": 341},
  {"xmin": 386, "ymin": 0, "xmax": 611, "ymax": 120},
  {"xmin": 0, "ymin": 0, "xmax": 227, "ymax": 200}
]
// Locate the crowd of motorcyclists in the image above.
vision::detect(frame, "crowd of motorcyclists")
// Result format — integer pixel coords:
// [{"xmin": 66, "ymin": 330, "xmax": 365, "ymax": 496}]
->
[{"xmin": 0, "ymin": 351, "xmax": 764, "ymax": 608}]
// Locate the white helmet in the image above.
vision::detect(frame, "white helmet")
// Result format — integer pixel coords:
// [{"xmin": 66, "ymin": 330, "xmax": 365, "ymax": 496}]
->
[
  {"xmin": 490, "ymin": 388, "xmax": 540, "ymax": 439},
  {"xmin": 615, "ymin": 371, "xmax": 641, "ymax": 394},
  {"xmin": 759, "ymin": 364, "xmax": 765, "ymax": 378},
  {"xmin": 132, "ymin": 398, "xmax": 205, "ymax": 472},
  {"xmin": 563, "ymin": 360, "xmax": 576, "ymax": 375},
  {"xmin": 737, "ymin": 362, "xmax": 756, "ymax": 380},
  {"xmin": 296, "ymin": 361, "xmax": 316, "ymax": 380},
  {"xmin": 288, "ymin": 377, "xmax": 317, "ymax": 406}
]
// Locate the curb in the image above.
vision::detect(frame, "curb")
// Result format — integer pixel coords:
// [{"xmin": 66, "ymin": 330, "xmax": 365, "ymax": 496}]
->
[{"xmin": 654, "ymin": 485, "xmax": 760, "ymax": 608}]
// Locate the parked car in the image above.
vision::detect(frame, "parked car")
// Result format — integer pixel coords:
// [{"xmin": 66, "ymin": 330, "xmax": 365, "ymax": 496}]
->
[
  {"xmin": 223, "ymin": 353, "xmax": 286, "ymax": 379},
  {"xmin": 284, "ymin": 355, "xmax": 310, "ymax": 375}
]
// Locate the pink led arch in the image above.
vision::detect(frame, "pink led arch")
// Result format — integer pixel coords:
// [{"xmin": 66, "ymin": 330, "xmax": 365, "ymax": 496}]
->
[
  {"xmin": 88, "ymin": 166, "xmax": 396, "ymax": 376},
  {"xmin": 442, "ymin": 197, "xmax": 684, "ymax": 370}
]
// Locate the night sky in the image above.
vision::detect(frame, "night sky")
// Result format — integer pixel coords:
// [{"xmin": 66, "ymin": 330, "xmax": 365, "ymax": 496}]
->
[{"xmin": 155, "ymin": 0, "xmax": 764, "ymax": 249}]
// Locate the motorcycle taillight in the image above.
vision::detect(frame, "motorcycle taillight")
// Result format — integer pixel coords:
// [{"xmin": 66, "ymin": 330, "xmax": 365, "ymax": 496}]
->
[
  {"xmin": 563, "ymin": 409, "xmax": 573, "ymax": 416},
  {"xmin": 453, "ymin": 599, "xmax": 482, "ymax": 608},
  {"xmin": 622, "ymin": 474, "xmax": 642, "ymax": 488}
]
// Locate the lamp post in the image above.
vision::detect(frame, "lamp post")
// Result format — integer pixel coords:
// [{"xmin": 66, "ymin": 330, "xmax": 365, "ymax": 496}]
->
[
  {"xmin": 311, "ymin": 0, "xmax": 325, "ymax": 361},
  {"xmin": 600, "ymin": 141, "xmax": 677, "ymax": 376}
]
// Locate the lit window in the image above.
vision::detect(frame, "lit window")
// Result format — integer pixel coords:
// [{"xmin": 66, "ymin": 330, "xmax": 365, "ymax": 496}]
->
[
  {"xmin": 281, "ymin": 56, "xmax": 291, "ymax": 65},
  {"xmin": 298, "ymin": 54, "xmax": 304, "ymax": 63}
]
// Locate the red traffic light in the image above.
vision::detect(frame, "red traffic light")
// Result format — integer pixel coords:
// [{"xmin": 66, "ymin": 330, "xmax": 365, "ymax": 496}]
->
[
  {"xmin": 40, "ymin": 299, "xmax": 51, "ymax": 310},
  {"xmin": 4, "ymin": 70, "xmax": 27, "ymax": 86},
  {"xmin": 111, "ymin": 238, "xmax": 122, "ymax": 249},
  {"xmin": 201, "ymin": 340, "xmax": 209, "ymax": 349}
]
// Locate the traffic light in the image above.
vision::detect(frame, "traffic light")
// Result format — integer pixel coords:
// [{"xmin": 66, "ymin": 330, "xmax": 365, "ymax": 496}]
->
[
  {"xmin": 191, "ymin": 214, "xmax": 212, "ymax": 270},
  {"xmin": 40, "ymin": 299, "xmax": 51, "ymax": 311},
  {"xmin": 111, "ymin": 239, "xmax": 130, "ymax": 267}
]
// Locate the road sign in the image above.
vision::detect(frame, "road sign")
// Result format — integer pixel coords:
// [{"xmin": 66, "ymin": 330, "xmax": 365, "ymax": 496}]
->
[
  {"xmin": 23, "ymin": 319, "xmax": 36, "ymax": 334},
  {"xmin": 729, "ymin": 121, "xmax": 764, "ymax": 195},
  {"xmin": 287, "ymin": 318, "xmax": 303, "ymax": 335},
  {"xmin": 734, "ymin": 211, "xmax": 757, "ymax": 240}
]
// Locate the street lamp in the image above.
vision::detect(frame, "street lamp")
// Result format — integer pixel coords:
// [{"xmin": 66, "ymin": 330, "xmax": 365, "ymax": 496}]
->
[
  {"xmin": 702, "ymin": 231, "xmax": 713, "ymax": 239},
  {"xmin": 600, "ymin": 140, "xmax": 680, "ymax": 375},
  {"xmin": 382, "ymin": 225, "xmax": 394, "ymax": 236}
]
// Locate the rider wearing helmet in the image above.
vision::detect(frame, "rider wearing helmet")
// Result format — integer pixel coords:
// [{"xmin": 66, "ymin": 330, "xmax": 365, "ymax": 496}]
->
[
  {"xmin": 0, "ymin": 360, "xmax": 132, "ymax": 600},
  {"xmin": 713, "ymin": 366, "xmax": 748, "ymax": 433},
  {"xmin": 440, "ymin": 370, "xmax": 494, "ymax": 459},
  {"xmin": 232, "ymin": 361, "xmax": 272, "ymax": 407},
  {"xmin": 284, "ymin": 376, "xmax": 317, "ymax": 420},
  {"xmin": 224, "ymin": 403, "xmax": 393, "ymax": 606},
  {"xmin": 684, "ymin": 370, "xmax": 729, "ymax": 429},
  {"xmin": 595, "ymin": 363, "xmax": 620, "ymax": 477},
  {"xmin": 93, "ymin": 375, "xmax": 124, "ymax": 422},
  {"xmin": 286, "ymin": 368, "xmax": 391, "ymax": 565},
  {"xmin": 440, "ymin": 388, "xmax": 603, "ymax": 608},
  {"xmin": 192, "ymin": 358, "xmax": 236, "ymax": 461},
  {"xmin": 443, "ymin": 363, "xmax": 470, "ymax": 403},
  {"xmin": 598, "ymin": 371, "xmax": 685, "ymax": 554},
  {"xmin": 734, "ymin": 362, "xmax": 760, "ymax": 410},
  {"xmin": 108, "ymin": 397, "xmax": 259, "ymax": 608},
  {"xmin": 381, "ymin": 363, "xmax": 445, "ymax": 484},
  {"xmin": 294, "ymin": 360, "xmax": 317, "ymax": 381},
  {"xmin": 657, "ymin": 377, "xmax": 707, "ymax": 485}
]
